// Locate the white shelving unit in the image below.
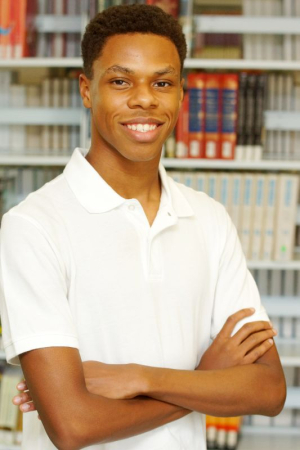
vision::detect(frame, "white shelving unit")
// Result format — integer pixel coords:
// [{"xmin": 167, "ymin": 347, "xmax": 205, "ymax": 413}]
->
[{"xmin": 1, "ymin": 6, "xmax": 300, "ymax": 446}]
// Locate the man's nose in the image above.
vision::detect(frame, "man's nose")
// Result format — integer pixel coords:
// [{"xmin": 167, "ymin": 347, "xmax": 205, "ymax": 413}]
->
[{"xmin": 127, "ymin": 84, "xmax": 159, "ymax": 109}]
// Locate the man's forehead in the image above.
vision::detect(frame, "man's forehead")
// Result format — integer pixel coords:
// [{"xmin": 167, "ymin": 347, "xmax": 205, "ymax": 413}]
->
[
  {"xmin": 93, "ymin": 33, "xmax": 181, "ymax": 75},
  {"xmin": 103, "ymin": 64, "xmax": 178, "ymax": 77}
]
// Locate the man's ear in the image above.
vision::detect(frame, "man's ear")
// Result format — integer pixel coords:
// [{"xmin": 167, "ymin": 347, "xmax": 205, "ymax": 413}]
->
[
  {"xmin": 179, "ymin": 77, "xmax": 185, "ymax": 106},
  {"xmin": 79, "ymin": 74, "xmax": 92, "ymax": 109}
]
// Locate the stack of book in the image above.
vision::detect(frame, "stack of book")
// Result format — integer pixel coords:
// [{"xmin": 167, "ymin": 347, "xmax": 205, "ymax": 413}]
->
[
  {"xmin": 168, "ymin": 170, "xmax": 299, "ymax": 261},
  {"xmin": 206, "ymin": 416, "xmax": 242, "ymax": 450},
  {"xmin": 192, "ymin": 1, "xmax": 242, "ymax": 59},
  {"xmin": 166, "ymin": 71, "xmax": 268, "ymax": 161},
  {"xmin": 0, "ymin": 70, "xmax": 82, "ymax": 156},
  {"xmin": 243, "ymin": 0, "xmax": 300, "ymax": 61},
  {"xmin": 36, "ymin": 0, "xmax": 82, "ymax": 58},
  {"xmin": 265, "ymin": 72, "xmax": 300, "ymax": 160}
]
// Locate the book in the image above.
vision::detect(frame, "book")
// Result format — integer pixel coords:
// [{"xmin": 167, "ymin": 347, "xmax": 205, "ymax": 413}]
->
[
  {"xmin": 175, "ymin": 92, "xmax": 189, "ymax": 158},
  {"xmin": 187, "ymin": 73, "xmax": 205, "ymax": 158},
  {"xmin": 220, "ymin": 74, "xmax": 238, "ymax": 159},
  {"xmin": 274, "ymin": 175, "xmax": 299, "ymax": 261},
  {"xmin": 261, "ymin": 174, "xmax": 278, "ymax": 260},
  {"xmin": 250, "ymin": 174, "xmax": 266, "ymax": 260},
  {"xmin": 204, "ymin": 74, "xmax": 221, "ymax": 159}
]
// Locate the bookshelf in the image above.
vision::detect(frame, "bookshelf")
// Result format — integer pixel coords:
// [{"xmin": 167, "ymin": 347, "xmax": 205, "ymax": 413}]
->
[{"xmin": 1, "ymin": 1, "xmax": 300, "ymax": 448}]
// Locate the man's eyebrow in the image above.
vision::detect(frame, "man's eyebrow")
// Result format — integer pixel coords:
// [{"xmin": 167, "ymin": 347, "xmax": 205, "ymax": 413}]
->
[
  {"xmin": 103, "ymin": 65, "xmax": 178, "ymax": 76},
  {"xmin": 154, "ymin": 66, "xmax": 177, "ymax": 76},
  {"xmin": 104, "ymin": 65, "xmax": 135, "ymax": 75}
]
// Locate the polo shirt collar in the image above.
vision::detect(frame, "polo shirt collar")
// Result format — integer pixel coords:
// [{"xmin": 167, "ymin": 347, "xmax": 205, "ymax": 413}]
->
[{"xmin": 64, "ymin": 148, "xmax": 194, "ymax": 218}]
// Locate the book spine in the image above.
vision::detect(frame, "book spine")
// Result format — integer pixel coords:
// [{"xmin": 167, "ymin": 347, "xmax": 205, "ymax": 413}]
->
[
  {"xmin": 204, "ymin": 73, "xmax": 221, "ymax": 159},
  {"xmin": 250, "ymin": 175, "xmax": 266, "ymax": 260},
  {"xmin": 175, "ymin": 92, "xmax": 189, "ymax": 158},
  {"xmin": 261, "ymin": 174, "xmax": 277, "ymax": 260},
  {"xmin": 236, "ymin": 72, "xmax": 247, "ymax": 160},
  {"xmin": 187, "ymin": 73, "xmax": 205, "ymax": 158},
  {"xmin": 220, "ymin": 73, "xmax": 238, "ymax": 160},
  {"xmin": 274, "ymin": 175, "xmax": 299, "ymax": 261}
]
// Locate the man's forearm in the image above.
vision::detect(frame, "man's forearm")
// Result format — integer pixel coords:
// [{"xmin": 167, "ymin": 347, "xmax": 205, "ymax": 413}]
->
[
  {"xmin": 140, "ymin": 349, "xmax": 286, "ymax": 417},
  {"xmin": 73, "ymin": 394, "xmax": 190, "ymax": 449}
]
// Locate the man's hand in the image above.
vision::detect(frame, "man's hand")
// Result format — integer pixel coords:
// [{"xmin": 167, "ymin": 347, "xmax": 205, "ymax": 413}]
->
[
  {"xmin": 197, "ymin": 308, "xmax": 276, "ymax": 371},
  {"xmin": 82, "ymin": 361, "xmax": 144, "ymax": 399}
]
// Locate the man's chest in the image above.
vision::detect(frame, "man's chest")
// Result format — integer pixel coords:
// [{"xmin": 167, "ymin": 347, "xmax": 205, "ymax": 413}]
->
[{"xmin": 63, "ymin": 213, "xmax": 216, "ymax": 368}]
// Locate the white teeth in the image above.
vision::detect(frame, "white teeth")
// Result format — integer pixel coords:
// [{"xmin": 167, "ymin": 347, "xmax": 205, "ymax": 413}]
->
[{"xmin": 126, "ymin": 123, "xmax": 158, "ymax": 132}]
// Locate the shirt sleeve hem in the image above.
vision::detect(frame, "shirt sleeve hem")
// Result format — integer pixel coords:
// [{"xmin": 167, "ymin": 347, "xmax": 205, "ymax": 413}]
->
[{"xmin": 4, "ymin": 335, "xmax": 79, "ymax": 365}]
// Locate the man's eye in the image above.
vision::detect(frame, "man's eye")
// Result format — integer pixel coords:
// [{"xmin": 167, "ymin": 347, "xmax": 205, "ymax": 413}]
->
[
  {"xmin": 155, "ymin": 81, "xmax": 171, "ymax": 88},
  {"xmin": 112, "ymin": 80, "xmax": 127, "ymax": 86}
]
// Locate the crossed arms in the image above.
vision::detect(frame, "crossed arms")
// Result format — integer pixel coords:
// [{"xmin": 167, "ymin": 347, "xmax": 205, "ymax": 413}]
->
[{"xmin": 14, "ymin": 309, "xmax": 286, "ymax": 450}]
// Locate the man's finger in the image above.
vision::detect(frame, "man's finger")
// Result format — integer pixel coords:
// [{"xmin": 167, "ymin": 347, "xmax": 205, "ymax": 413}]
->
[
  {"xmin": 13, "ymin": 392, "xmax": 32, "ymax": 405},
  {"xmin": 217, "ymin": 308, "xmax": 256, "ymax": 338},
  {"xmin": 232, "ymin": 320, "xmax": 274, "ymax": 344},
  {"xmin": 239, "ymin": 329, "xmax": 276, "ymax": 354},
  {"xmin": 243, "ymin": 338, "xmax": 274, "ymax": 365},
  {"xmin": 20, "ymin": 401, "xmax": 36, "ymax": 413},
  {"xmin": 16, "ymin": 380, "xmax": 28, "ymax": 392}
]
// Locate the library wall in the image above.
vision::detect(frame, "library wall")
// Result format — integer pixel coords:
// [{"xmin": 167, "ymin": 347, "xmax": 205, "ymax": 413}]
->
[{"xmin": 0, "ymin": 1, "xmax": 300, "ymax": 449}]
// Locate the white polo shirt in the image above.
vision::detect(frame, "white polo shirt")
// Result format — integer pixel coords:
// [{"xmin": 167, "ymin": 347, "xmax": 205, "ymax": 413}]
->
[{"xmin": 0, "ymin": 148, "xmax": 268, "ymax": 450}]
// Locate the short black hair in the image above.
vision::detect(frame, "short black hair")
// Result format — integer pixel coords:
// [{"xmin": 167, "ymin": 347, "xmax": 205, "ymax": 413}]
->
[{"xmin": 81, "ymin": 4, "xmax": 187, "ymax": 79}]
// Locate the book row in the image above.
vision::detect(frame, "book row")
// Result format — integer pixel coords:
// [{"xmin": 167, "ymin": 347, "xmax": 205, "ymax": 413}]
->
[
  {"xmin": 252, "ymin": 268, "xmax": 300, "ymax": 297},
  {"xmin": 0, "ymin": 125, "xmax": 80, "ymax": 156},
  {"xmin": 168, "ymin": 171, "xmax": 299, "ymax": 262},
  {"xmin": 0, "ymin": 71, "xmax": 82, "ymax": 108},
  {"xmin": 243, "ymin": 0, "xmax": 300, "ymax": 62},
  {"xmin": 165, "ymin": 72, "xmax": 265, "ymax": 161},
  {"xmin": 0, "ymin": 0, "xmax": 182, "ymax": 59},
  {"xmin": 206, "ymin": 416, "xmax": 242, "ymax": 450}
]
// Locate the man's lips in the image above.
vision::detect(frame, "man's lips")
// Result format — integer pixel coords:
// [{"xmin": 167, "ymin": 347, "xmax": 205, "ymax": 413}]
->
[{"xmin": 120, "ymin": 121, "xmax": 164, "ymax": 141}]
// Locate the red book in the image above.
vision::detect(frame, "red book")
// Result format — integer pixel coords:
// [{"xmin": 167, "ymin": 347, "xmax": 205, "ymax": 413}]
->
[
  {"xmin": 13, "ymin": 0, "xmax": 28, "ymax": 57},
  {"xmin": 204, "ymin": 73, "xmax": 222, "ymax": 159},
  {"xmin": 0, "ymin": 0, "xmax": 11, "ymax": 58},
  {"xmin": 175, "ymin": 92, "xmax": 189, "ymax": 158},
  {"xmin": 187, "ymin": 73, "xmax": 205, "ymax": 159},
  {"xmin": 146, "ymin": 0, "xmax": 179, "ymax": 19},
  {"xmin": 220, "ymin": 73, "xmax": 239, "ymax": 159}
]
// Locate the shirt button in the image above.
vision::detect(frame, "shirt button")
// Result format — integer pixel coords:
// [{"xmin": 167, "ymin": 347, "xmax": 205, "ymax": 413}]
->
[{"xmin": 128, "ymin": 204, "xmax": 135, "ymax": 211}]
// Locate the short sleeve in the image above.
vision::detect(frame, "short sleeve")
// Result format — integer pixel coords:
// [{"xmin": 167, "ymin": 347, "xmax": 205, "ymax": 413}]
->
[
  {"xmin": 210, "ymin": 205, "xmax": 269, "ymax": 339},
  {"xmin": 0, "ymin": 212, "xmax": 79, "ymax": 365}
]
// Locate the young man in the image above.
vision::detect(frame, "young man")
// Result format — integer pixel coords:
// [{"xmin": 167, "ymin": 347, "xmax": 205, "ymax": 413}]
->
[{"xmin": 0, "ymin": 5, "xmax": 285, "ymax": 450}]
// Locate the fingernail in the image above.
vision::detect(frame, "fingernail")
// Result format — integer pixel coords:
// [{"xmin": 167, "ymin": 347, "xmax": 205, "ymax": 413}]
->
[
  {"xmin": 13, "ymin": 396, "xmax": 21, "ymax": 405},
  {"xmin": 21, "ymin": 403, "xmax": 31, "ymax": 412},
  {"xmin": 17, "ymin": 382, "xmax": 26, "ymax": 390},
  {"xmin": 268, "ymin": 339, "xmax": 274, "ymax": 344},
  {"xmin": 269, "ymin": 321, "xmax": 273, "ymax": 327},
  {"xmin": 250, "ymin": 307, "xmax": 255, "ymax": 312},
  {"xmin": 272, "ymin": 328, "xmax": 277, "ymax": 335}
]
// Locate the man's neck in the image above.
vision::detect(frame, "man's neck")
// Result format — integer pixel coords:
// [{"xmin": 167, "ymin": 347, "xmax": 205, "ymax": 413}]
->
[{"xmin": 85, "ymin": 146, "xmax": 162, "ymax": 209}]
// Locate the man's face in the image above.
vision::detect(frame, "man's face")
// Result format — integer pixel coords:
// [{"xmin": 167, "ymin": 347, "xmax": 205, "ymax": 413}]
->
[{"xmin": 80, "ymin": 33, "xmax": 184, "ymax": 163}]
